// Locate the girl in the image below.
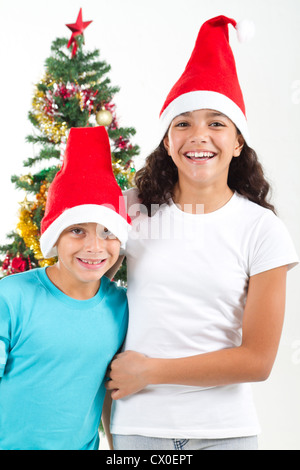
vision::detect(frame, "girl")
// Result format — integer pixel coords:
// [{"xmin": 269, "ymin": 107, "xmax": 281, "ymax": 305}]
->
[{"xmin": 106, "ymin": 16, "xmax": 299, "ymax": 451}]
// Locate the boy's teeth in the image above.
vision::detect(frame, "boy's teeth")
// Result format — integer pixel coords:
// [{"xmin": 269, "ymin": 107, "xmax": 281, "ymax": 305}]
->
[{"xmin": 80, "ymin": 259, "xmax": 103, "ymax": 265}]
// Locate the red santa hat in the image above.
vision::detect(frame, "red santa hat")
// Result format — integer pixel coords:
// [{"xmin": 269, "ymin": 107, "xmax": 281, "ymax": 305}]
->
[
  {"xmin": 40, "ymin": 126, "xmax": 131, "ymax": 259},
  {"xmin": 159, "ymin": 16, "xmax": 255, "ymax": 143}
]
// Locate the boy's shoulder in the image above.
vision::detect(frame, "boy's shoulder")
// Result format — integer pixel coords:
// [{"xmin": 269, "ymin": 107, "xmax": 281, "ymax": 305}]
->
[
  {"xmin": 101, "ymin": 276, "xmax": 128, "ymax": 312},
  {"xmin": 101, "ymin": 277, "xmax": 128, "ymax": 328},
  {"xmin": 0, "ymin": 269, "xmax": 41, "ymax": 295}
]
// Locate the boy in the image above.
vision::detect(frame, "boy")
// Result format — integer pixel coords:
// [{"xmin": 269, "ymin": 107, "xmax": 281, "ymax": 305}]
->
[{"xmin": 0, "ymin": 127, "xmax": 131, "ymax": 450}]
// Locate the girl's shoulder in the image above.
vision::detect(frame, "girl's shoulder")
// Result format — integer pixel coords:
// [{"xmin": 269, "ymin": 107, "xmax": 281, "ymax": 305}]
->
[
  {"xmin": 123, "ymin": 188, "xmax": 142, "ymax": 222},
  {"xmin": 235, "ymin": 192, "xmax": 276, "ymax": 220},
  {"xmin": 123, "ymin": 187, "xmax": 141, "ymax": 206}
]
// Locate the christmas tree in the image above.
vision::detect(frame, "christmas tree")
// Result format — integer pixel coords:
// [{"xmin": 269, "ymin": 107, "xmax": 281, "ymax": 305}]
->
[{"xmin": 0, "ymin": 9, "xmax": 138, "ymax": 282}]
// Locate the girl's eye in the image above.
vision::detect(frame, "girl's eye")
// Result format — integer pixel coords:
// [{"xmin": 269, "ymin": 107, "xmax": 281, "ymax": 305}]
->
[
  {"xmin": 210, "ymin": 121, "xmax": 225, "ymax": 127},
  {"xmin": 175, "ymin": 121, "xmax": 189, "ymax": 128}
]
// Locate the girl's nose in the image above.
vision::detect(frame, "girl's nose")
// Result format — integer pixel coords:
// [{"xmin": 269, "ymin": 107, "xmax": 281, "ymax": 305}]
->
[{"xmin": 189, "ymin": 125, "xmax": 209, "ymax": 143}]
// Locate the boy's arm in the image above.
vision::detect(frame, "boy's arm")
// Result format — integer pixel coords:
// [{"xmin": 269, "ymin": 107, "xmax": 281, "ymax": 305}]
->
[
  {"xmin": 0, "ymin": 293, "xmax": 12, "ymax": 379},
  {"xmin": 0, "ymin": 339, "xmax": 9, "ymax": 379},
  {"xmin": 105, "ymin": 256, "xmax": 125, "ymax": 281},
  {"xmin": 101, "ymin": 391, "xmax": 113, "ymax": 450}
]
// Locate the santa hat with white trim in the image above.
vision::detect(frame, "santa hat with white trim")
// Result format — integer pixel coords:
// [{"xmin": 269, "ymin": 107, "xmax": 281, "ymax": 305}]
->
[
  {"xmin": 159, "ymin": 16, "xmax": 255, "ymax": 143},
  {"xmin": 40, "ymin": 126, "xmax": 131, "ymax": 259}
]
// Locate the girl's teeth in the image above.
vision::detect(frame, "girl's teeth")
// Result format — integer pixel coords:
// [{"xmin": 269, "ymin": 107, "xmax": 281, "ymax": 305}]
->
[{"xmin": 186, "ymin": 152, "xmax": 215, "ymax": 158}]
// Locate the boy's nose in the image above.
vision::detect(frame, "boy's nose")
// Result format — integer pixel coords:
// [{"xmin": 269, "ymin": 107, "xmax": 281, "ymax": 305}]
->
[{"xmin": 85, "ymin": 234, "xmax": 106, "ymax": 252}]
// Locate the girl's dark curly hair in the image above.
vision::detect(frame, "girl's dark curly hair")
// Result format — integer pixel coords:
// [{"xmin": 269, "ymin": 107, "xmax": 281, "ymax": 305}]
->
[{"xmin": 135, "ymin": 139, "xmax": 275, "ymax": 215}]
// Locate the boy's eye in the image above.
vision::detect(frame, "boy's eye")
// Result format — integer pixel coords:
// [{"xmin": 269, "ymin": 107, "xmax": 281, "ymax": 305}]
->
[
  {"xmin": 71, "ymin": 228, "xmax": 84, "ymax": 235},
  {"xmin": 103, "ymin": 228, "xmax": 117, "ymax": 240},
  {"xmin": 97, "ymin": 227, "xmax": 117, "ymax": 240}
]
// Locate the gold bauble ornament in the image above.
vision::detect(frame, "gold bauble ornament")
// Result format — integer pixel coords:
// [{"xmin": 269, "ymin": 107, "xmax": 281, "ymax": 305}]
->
[{"xmin": 96, "ymin": 107, "xmax": 113, "ymax": 127}]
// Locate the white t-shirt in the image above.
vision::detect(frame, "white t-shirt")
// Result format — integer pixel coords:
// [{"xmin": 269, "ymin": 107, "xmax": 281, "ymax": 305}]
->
[{"xmin": 111, "ymin": 189, "xmax": 298, "ymax": 439}]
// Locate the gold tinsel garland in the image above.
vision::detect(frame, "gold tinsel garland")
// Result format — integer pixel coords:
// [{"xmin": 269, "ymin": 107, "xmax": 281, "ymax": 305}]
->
[
  {"xmin": 16, "ymin": 208, "xmax": 54, "ymax": 267},
  {"xmin": 32, "ymin": 74, "xmax": 68, "ymax": 144},
  {"xmin": 17, "ymin": 183, "xmax": 56, "ymax": 268}
]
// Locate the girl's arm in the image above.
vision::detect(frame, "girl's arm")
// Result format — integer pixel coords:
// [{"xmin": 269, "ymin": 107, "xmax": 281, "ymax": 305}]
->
[{"xmin": 106, "ymin": 266, "xmax": 287, "ymax": 399}]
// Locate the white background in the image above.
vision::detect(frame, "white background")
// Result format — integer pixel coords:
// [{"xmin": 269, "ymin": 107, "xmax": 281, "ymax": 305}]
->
[{"xmin": 0, "ymin": 0, "xmax": 299, "ymax": 450}]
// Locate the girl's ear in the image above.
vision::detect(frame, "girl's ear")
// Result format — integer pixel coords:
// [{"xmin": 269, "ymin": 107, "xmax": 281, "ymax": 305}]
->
[
  {"xmin": 233, "ymin": 134, "xmax": 245, "ymax": 158},
  {"xmin": 163, "ymin": 135, "xmax": 170, "ymax": 156}
]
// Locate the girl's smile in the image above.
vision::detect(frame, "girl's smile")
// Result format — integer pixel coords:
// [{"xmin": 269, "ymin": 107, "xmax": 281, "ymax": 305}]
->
[{"xmin": 184, "ymin": 150, "xmax": 217, "ymax": 164}]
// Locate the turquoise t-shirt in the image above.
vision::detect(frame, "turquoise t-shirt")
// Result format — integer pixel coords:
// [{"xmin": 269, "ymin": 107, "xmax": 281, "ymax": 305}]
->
[{"xmin": 0, "ymin": 268, "xmax": 128, "ymax": 450}]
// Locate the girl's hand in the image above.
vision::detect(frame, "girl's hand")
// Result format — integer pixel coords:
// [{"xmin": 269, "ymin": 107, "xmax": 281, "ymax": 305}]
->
[{"xmin": 105, "ymin": 350, "xmax": 150, "ymax": 400}]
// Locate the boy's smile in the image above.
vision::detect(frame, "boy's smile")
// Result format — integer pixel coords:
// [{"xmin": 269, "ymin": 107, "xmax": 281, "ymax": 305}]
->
[
  {"xmin": 77, "ymin": 257, "xmax": 107, "ymax": 268},
  {"xmin": 47, "ymin": 222, "xmax": 120, "ymax": 300}
]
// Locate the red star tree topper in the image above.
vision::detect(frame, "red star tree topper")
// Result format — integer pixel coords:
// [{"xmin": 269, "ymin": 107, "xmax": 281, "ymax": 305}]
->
[{"xmin": 66, "ymin": 8, "xmax": 92, "ymax": 57}]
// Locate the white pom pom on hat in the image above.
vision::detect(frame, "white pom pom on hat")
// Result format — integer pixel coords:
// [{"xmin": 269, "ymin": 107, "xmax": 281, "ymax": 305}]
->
[{"xmin": 235, "ymin": 19, "xmax": 256, "ymax": 43}]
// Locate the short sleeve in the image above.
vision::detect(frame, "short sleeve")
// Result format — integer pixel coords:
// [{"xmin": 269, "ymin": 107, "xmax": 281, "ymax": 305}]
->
[
  {"xmin": 249, "ymin": 212, "xmax": 299, "ymax": 277},
  {"xmin": 0, "ymin": 294, "xmax": 11, "ymax": 378}
]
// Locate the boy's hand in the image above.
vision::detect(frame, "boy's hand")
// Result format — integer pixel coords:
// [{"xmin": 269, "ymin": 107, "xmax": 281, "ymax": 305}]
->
[{"xmin": 106, "ymin": 350, "xmax": 150, "ymax": 400}]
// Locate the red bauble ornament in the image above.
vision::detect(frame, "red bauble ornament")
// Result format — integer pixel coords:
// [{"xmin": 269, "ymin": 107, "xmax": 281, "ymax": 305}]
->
[
  {"xmin": 11, "ymin": 255, "xmax": 27, "ymax": 273},
  {"xmin": 2, "ymin": 254, "xmax": 11, "ymax": 270}
]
